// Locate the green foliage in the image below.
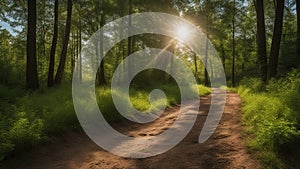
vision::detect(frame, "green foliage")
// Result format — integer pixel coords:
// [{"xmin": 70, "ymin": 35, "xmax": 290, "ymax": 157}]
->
[
  {"xmin": 238, "ymin": 71, "xmax": 300, "ymax": 168},
  {"xmin": 95, "ymin": 84, "xmax": 210, "ymax": 122},
  {"xmin": 197, "ymin": 84, "xmax": 211, "ymax": 96},
  {"xmin": 17, "ymin": 85, "xmax": 78, "ymax": 134},
  {"xmin": 9, "ymin": 115, "xmax": 45, "ymax": 149},
  {"xmin": 0, "ymin": 83, "xmax": 211, "ymax": 159},
  {"xmin": 0, "ymin": 85, "xmax": 77, "ymax": 160}
]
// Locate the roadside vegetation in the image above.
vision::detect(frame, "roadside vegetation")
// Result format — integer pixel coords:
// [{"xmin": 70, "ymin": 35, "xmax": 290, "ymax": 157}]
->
[
  {"xmin": 0, "ymin": 83, "xmax": 210, "ymax": 160},
  {"xmin": 232, "ymin": 70, "xmax": 300, "ymax": 168}
]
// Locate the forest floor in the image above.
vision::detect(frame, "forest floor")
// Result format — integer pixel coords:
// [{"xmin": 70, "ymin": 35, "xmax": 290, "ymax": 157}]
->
[{"xmin": 2, "ymin": 92, "xmax": 261, "ymax": 169}]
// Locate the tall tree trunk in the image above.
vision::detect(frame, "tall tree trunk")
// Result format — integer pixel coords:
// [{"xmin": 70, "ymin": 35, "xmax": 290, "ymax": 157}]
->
[
  {"xmin": 268, "ymin": 0, "xmax": 285, "ymax": 79},
  {"xmin": 221, "ymin": 42, "xmax": 226, "ymax": 70},
  {"xmin": 127, "ymin": 0, "xmax": 133, "ymax": 79},
  {"xmin": 231, "ymin": 0, "xmax": 236, "ymax": 86},
  {"xmin": 193, "ymin": 53, "xmax": 198, "ymax": 76},
  {"xmin": 296, "ymin": 0, "xmax": 300, "ymax": 59},
  {"xmin": 98, "ymin": 14, "xmax": 106, "ymax": 85},
  {"xmin": 47, "ymin": 0, "xmax": 58, "ymax": 87},
  {"xmin": 204, "ymin": 15, "xmax": 209, "ymax": 86},
  {"xmin": 55, "ymin": 0, "xmax": 72, "ymax": 84},
  {"xmin": 78, "ymin": 5, "xmax": 82, "ymax": 82},
  {"xmin": 204, "ymin": 36, "xmax": 209, "ymax": 86},
  {"xmin": 254, "ymin": 0, "xmax": 268, "ymax": 83},
  {"xmin": 26, "ymin": 0, "xmax": 39, "ymax": 90},
  {"xmin": 70, "ymin": 31, "xmax": 75, "ymax": 78}
]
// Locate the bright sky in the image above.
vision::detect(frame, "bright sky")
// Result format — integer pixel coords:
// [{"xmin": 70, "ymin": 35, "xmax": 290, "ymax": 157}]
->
[
  {"xmin": 0, "ymin": 21, "xmax": 13, "ymax": 34},
  {"xmin": 0, "ymin": 18, "xmax": 21, "ymax": 36}
]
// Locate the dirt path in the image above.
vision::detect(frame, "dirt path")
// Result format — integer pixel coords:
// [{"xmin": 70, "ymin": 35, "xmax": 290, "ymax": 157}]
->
[{"xmin": 2, "ymin": 92, "xmax": 261, "ymax": 169}]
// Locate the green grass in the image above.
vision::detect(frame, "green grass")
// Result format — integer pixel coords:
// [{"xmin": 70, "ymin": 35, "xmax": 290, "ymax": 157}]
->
[
  {"xmin": 236, "ymin": 70, "xmax": 300, "ymax": 169},
  {"xmin": 197, "ymin": 84, "xmax": 211, "ymax": 96},
  {"xmin": 95, "ymin": 84, "xmax": 210, "ymax": 121},
  {"xmin": 0, "ymin": 83, "xmax": 211, "ymax": 160}
]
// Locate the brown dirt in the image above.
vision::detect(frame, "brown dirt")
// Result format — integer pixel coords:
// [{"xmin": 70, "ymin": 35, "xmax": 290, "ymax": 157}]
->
[{"xmin": 1, "ymin": 92, "xmax": 261, "ymax": 169}]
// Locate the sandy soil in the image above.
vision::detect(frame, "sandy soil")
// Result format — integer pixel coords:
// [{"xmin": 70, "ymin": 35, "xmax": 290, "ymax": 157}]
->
[{"xmin": 1, "ymin": 91, "xmax": 261, "ymax": 169}]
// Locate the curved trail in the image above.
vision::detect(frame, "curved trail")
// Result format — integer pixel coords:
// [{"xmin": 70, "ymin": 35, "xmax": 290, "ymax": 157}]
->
[{"xmin": 2, "ymin": 92, "xmax": 261, "ymax": 169}]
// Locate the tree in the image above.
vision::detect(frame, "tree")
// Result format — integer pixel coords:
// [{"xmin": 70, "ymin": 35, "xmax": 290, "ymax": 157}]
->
[
  {"xmin": 26, "ymin": 0, "xmax": 39, "ymax": 90},
  {"xmin": 127, "ymin": 0, "xmax": 133, "ymax": 78},
  {"xmin": 231, "ymin": 0, "xmax": 236, "ymax": 86},
  {"xmin": 55, "ymin": 0, "xmax": 72, "ymax": 84},
  {"xmin": 268, "ymin": 0, "xmax": 285, "ymax": 79},
  {"xmin": 47, "ymin": 0, "xmax": 58, "ymax": 87},
  {"xmin": 97, "ymin": 13, "xmax": 106, "ymax": 85},
  {"xmin": 254, "ymin": 0, "xmax": 268, "ymax": 83},
  {"xmin": 204, "ymin": 32, "xmax": 209, "ymax": 86}
]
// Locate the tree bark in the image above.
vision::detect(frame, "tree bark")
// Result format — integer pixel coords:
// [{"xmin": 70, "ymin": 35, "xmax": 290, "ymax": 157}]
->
[
  {"xmin": 254, "ymin": 0, "xmax": 268, "ymax": 83},
  {"xmin": 268, "ymin": 0, "xmax": 285, "ymax": 79},
  {"xmin": 70, "ymin": 31, "xmax": 74, "ymax": 79},
  {"xmin": 78, "ymin": 5, "xmax": 82, "ymax": 82},
  {"xmin": 127, "ymin": 0, "xmax": 133, "ymax": 79},
  {"xmin": 204, "ymin": 15, "xmax": 209, "ymax": 86},
  {"xmin": 204, "ymin": 35, "xmax": 209, "ymax": 86},
  {"xmin": 193, "ymin": 53, "xmax": 198, "ymax": 76},
  {"xmin": 231, "ymin": 0, "xmax": 236, "ymax": 86},
  {"xmin": 47, "ymin": 0, "xmax": 58, "ymax": 87},
  {"xmin": 221, "ymin": 42, "xmax": 226, "ymax": 70},
  {"xmin": 55, "ymin": 0, "xmax": 72, "ymax": 84},
  {"xmin": 96, "ymin": 14, "xmax": 107, "ymax": 85},
  {"xmin": 26, "ymin": 0, "xmax": 39, "ymax": 90}
]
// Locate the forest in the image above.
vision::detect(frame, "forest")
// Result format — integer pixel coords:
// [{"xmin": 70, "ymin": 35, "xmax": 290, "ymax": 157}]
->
[{"xmin": 0, "ymin": 0, "xmax": 300, "ymax": 169}]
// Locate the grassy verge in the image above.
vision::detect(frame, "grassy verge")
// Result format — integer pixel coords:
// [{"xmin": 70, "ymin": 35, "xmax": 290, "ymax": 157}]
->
[
  {"xmin": 0, "ymin": 83, "xmax": 210, "ymax": 160},
  {"xmin": 234, "ymin": 71, "xmax": 300, "ymax": 168}
]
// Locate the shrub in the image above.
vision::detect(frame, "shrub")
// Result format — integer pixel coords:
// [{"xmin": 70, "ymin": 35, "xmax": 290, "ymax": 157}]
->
[{"xmin": 238, "ymin": 71, "xmax": 300, "ymax": 168}]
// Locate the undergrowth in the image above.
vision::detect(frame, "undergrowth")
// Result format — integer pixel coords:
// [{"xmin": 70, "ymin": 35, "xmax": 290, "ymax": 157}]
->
[
  {"xmin": 0, "ymin": 83, "xmax": 210, "ymax": 160},
  {"xmin": 236, "ymin": 70, "xmax": 300, "ymax": 169}
]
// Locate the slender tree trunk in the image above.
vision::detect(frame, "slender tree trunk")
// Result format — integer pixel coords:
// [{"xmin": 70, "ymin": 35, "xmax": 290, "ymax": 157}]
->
[
  {"xmin": 99, "ymin": 14, "xmax": 106, "ymax": 85},
  {"xmin": 95, "ymin": 13, "xmax": 107, "ymax": 86},
  {"xmin": 204, "ymin": 35, "xmax": 209, "ymax": 86},
  {"xmin": 268, "ymin": 0, "xmax": 285, "ymax": 79},
  {"xmin": 193, "ymin": 53, "xmax": 198, "ymax": 76},
  {"xmin": 204, "ymin": 15, "xmax": 209, "ymax": 86},
  {"xmin": 254, "ymin": 0, "xmax": 268, "ymax": 83},
  {"xmin": 41, "ymin": 0, "xmax": 46, "ymax": 77},
  {"xmin": 127, "ymin": 0, "xmax": 133, "ymax": 78},
  {"xmin": 76, "ymin": 28, "xmax": 79, "ymax": 80},
  {"xmin": 95, "ymin": 34, "xmax": 100, "ymax": 83},
  {"xmin": 231, "ymin": 0, "xmax": 236, "ymax": 86},
  {"xmin": 26, "ymin": 0, "xmax": 39, "ymax": 90},
  {"xmin": 78, "ymin": 7, "xmax": 82, "ymax": 82},
  {"xmin": 296, "ymin": 0, "xmax": 300, "ymax": 59},
  {"xmin": 70, "ymin": 31, "xmax": 75, "ymax": 78},
  {"xmin": 47, "ymin": 0, "xmax": 58, "ymax": 87},
  {"xmin": 221, "ymin": 42, "xmax": 225, "ymax": 70},
  {"xmin": 120, "ymin": 5, "xmax": 126, "ymax": 82},
  {"xmin": 55, "ymin": 0, "xmax": 72, "ymax": 84}
]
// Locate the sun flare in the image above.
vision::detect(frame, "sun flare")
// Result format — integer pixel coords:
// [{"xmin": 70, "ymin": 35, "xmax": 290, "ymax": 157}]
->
[{"xmin": 176, "ymin": 25, "xmax": 190, "ymax": 42}]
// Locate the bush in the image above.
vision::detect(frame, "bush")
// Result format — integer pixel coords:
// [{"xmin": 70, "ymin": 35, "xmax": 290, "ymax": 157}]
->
[
  {"xmin": 9, "ymin": 116, "xmax": 45, "ymax": 149},
  {"xmin": 238, "ymin": 71, "xmax": 300, "ymax": 168},
  {"xmin": 0, "ymin": 85, "xmax": 77, "ymax": 160}
]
